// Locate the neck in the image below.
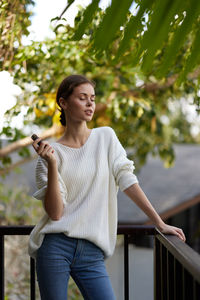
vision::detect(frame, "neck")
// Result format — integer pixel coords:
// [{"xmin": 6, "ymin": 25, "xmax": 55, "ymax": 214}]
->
[{"xmin": 61, "ymin": 121, "xmax": 91, "ymax": 146}]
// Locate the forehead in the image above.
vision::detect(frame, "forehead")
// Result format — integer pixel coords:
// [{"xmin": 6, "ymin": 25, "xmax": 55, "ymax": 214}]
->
[{"xmin": 74, "ymin": 83, "xmax": 95, "ymax": 95}]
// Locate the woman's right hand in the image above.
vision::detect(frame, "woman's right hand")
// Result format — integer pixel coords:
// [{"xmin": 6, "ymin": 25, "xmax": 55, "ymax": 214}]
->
[{"xmin": 32, "ymin": 138, "xmax": 56, "ymax": 164}]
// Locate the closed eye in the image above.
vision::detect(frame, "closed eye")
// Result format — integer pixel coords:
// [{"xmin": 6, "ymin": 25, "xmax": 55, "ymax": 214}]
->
[{"xmin": 79, "ymin": 95, "xmax": 96, "ymax": 101}]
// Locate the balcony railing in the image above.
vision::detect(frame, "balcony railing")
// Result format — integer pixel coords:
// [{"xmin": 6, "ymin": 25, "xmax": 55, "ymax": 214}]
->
[{"xmin": 0, "ymin": 225, "xmax": 200, "ymax": 300}]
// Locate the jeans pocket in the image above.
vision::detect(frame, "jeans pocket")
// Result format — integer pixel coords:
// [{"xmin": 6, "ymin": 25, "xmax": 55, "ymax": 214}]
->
[{"xmin": 84, "ymin": 240, "xmax": 105, "ymax": 262}]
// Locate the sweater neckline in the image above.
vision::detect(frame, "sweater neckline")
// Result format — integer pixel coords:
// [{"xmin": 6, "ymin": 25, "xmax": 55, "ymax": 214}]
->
[{"xmin": 54, "ymin": 129, "xmax": 94, "ymax": 150}]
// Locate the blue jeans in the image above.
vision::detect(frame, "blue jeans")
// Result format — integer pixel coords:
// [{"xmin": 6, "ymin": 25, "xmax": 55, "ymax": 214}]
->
[{"xmin": 36, "ymin": 233, "xmax": 116, "ymax": 300}]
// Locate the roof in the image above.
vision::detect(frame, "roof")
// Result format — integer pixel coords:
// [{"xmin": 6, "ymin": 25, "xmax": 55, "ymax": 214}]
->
[{"xmin": 118, "ymin": 144, "xmax": 200, "ymax": 224}]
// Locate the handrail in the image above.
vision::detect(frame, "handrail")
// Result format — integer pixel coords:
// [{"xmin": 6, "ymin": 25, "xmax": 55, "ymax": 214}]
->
[
  {"xmin": 155, "ymin": 230, "xmax": 200, "ymax": 284},
  {"xmin": 0, "ymin": 225, "xmax": 34, "ymax": 235},
  {"xmin": 154, "ymin": 229, "xmax": 200, "ymax": 299},
  {"xmin": 1, "ymin": 225, "xmax": 200, "ymax": 300},
  {"xmin": 0, "ymin": 224, "xmax": 155, "ymax": 235},
  {"xmin": 117, "ymin": 224, "xmax": 156, "ymax": 235}
]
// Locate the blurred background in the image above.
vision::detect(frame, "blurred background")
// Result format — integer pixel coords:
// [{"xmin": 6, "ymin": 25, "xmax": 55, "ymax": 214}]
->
[{"xmin": 1, "ymin": 0, "xmax": 200, "ymax": 299}]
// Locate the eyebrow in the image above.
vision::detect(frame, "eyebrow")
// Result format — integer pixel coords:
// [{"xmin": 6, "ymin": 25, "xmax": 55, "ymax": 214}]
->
[{"xmin": 79, "ymin": 92, "xmax": 95, "ymax": 96}]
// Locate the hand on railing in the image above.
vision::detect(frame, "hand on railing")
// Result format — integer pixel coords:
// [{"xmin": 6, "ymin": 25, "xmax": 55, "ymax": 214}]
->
[
  {"xmin": 124, "ymin": 184, "xmax": 186, "ymax": 243},
  {"xmin": 157, "ymin": 223, "xmax": 186, "ymax": 242}
]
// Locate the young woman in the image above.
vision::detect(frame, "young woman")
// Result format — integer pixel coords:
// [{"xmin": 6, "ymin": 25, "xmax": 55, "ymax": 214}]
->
[{"xmin": 29, "ymin": 74, "xmax": 185, "ymax": 300}]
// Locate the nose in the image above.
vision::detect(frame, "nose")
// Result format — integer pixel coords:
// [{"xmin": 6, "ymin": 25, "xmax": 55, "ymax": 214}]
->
[{"xmin": 86, "ymin": 98, "xmax": 93, "ymax": 106}]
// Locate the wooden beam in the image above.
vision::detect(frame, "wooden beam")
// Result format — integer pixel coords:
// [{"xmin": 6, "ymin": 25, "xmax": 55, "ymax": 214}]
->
[
  {"xmin": 145, "ymin": 194, "xmax": 200, "ymax": 224},
  {"xmin": 0, "ymin": 125, "xmax": 64, "ymax": 158}
]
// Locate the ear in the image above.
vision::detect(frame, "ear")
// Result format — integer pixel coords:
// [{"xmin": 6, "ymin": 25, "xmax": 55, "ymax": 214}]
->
[{"xmin": 59, "ymin": 97, "xmax": 68, "ymax": 110}]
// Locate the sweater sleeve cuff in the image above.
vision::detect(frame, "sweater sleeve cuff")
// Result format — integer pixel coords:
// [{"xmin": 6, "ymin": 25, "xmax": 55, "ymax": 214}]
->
[
  {"xmin": 119, "ymin": 172, "xmax": 139, "ymax": 191},
  {"xmin": 33, "ymin": 187, "xmax": 46, "ymax": 201},
  {"xmin": 33, "ymin": 185, "xmax": 67, "ymax": 205}
]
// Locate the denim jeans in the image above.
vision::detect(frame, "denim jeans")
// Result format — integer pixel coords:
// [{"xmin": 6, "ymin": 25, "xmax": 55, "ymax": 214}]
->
[{"xmin": 36, "ymin": 233, "xmax": 116, "ymax": 300}]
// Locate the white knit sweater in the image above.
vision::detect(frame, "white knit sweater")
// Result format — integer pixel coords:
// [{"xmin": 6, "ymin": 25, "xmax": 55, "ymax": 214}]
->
[{"xmin": 28, "ymin": 126, "xmax": 138, "ymax": 259}]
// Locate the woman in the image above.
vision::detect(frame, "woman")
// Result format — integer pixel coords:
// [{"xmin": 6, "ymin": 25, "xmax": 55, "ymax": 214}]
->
[{"xmin": 29, "ymin": 74, "xmax": 185, "ymax": 300}]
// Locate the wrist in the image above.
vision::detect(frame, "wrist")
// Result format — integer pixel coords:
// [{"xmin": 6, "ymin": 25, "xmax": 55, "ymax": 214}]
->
[
  {"xmin": 47, "ymin": 158, "xmax": 57, "ymax": 167},
  {"xmin": 155, "ymin": 220, "xmax": 166, "ymax": 231}
]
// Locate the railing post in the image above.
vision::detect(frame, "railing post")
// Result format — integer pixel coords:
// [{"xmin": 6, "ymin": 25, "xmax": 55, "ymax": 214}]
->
[
  {"xmin": 161, "ymin": 244, "xmax": 167, "ymax": 300},
  {"xmin": 154, "ymin": 236, "xmax": 161, "ymax": 300},
  {"xmin": 175, "ymin": 259, "xmax": 183, "ymax": 299},
  {"xmin": 167, "ymin": 251, "xmax": 174, "ymax": 300},
  {"xmin": 0, "ymin": 235, "xmax": 4, "ymax": 300},
  {"xmin": 124, "ymin": 234, "xmax": 129, "ymax": 300},
  {"xmin": 30, "ymin": 257, "xmax": 35, "ymax": 300}
]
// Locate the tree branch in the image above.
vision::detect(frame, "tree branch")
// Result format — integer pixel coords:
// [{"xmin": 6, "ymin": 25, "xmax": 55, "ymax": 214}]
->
[
  {"xmin": 1, "ymin": 66, "xmax": 199, "ymax": 159},
  {"xmin": 0, "ymin": 154, "xmax": 38, "ymax": 176},
  {"xmin": 0, "ymin": 103, "xmax": 108, "ymax": 158},
  {"xmin": 0, "ymin": 125, "xmax": 64, "ymax": 158}
]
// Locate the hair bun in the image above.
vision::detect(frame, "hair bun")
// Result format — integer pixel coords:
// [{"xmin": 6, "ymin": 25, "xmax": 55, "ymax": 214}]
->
[{"xmin": 60, "ymin": 108, "xmax": 66, "ymax": 126}]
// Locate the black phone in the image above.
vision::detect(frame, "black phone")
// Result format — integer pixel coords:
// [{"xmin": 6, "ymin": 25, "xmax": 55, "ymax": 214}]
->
[{"xmin": 31, "ymin": 134, "xmax": 41, "ymax": 146}]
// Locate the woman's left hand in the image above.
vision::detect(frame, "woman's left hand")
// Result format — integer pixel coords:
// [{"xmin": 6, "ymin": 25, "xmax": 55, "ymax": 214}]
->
[
  {"xmin": 123, "ymin": 184, "xmax": 186, "ymax": 242},
  {"xmin": 158, "ymin": 223, "xmax": 186, "ymax": 242}
]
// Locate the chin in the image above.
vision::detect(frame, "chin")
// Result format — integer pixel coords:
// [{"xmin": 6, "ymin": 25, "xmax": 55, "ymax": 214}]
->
[
  {"xmin": 85, "ymin": 115, "xmax": 93, "ymax": 121},
  {"xmin": 86, "ymin": 118, "xmax": 93, "ymax": 122}
]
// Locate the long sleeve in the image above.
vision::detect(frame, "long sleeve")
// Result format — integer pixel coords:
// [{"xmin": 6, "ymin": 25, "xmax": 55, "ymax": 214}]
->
[
  {"xmin": 29, "ymin": 126, "xmax": 138, "ymax": 259},
  {"xmin": 109, "ymin": 128, "xmax": 138, "ymax": 191},
  {"xmin": 33, "ymin": 156, "xmax": 68, "ymax": 205}
]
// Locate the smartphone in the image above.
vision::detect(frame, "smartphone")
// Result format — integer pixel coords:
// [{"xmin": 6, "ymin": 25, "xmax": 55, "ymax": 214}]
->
[{"xmin": 31, "ymin": 134, "xmax": 41, "ymax": 146}]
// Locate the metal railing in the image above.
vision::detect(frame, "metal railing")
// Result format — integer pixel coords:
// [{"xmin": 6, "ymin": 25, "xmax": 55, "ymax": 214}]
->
[
  {"xmin": 117, "ymin": 224, "xmax": 155, "ymax": 300},
  {"xmin": 0, "ymin": 226, "xmax": 35, "ymax": 300},
  {"xmin": 154, "ymin": 231, "xmax": 200, "ymax": 300},
  {"xmin": 0, "ymin": 225, "xmax": 200, "ymax": 300}
]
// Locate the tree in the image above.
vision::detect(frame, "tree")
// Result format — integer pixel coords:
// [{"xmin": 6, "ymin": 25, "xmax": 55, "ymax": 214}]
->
[
  {"xmin": 0, "ymin": 0, "xmax": 34, "ymax": 70},
  {"xmin": 64, "ymin": 0, "xmax": 200, "ymax": 86},
  {"xmin": 0, "ymin": 2, "xmax": 199, "ymax": 174}
]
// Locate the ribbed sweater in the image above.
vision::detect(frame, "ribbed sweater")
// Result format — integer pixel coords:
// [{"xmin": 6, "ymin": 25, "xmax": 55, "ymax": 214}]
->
[{"xmin": 28, "ymin": 126, "xmax": 138, "ymax": 259}]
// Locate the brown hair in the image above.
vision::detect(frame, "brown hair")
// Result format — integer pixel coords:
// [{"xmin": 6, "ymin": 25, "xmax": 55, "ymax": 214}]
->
[{"xmin": 56, "ymin": 74, "xmax": 96, "ymax": 126}]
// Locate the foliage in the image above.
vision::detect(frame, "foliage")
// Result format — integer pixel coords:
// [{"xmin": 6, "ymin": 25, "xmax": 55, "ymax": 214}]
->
[
  {"xmin": 1, "ymin": 7, "xmax": 199, "ymax": 171},
  {"xmin": 0, "ymin": 0, "xmax": 34, "ymax": 70},
  {"xmin": 66, "ymin": 0, "xmax": 200, "ymax": 86},
  {"xmin": 0, "ymin": 181, "xmax": 42, "ymax": 225},
  {"xmin": 1, "ymin": 2, "xmax": 200, "ymax": 172}
]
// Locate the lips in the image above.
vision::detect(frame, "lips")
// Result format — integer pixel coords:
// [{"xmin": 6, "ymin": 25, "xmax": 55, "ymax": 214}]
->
[{"xmin": 85, "ymin": 109, "xmax": 93, "ymax": 114}]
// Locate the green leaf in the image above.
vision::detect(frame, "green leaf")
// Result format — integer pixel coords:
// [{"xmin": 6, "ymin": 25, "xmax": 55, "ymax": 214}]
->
[
  {"xmin": 141, "ymin": 0, "xmax": 172, "ymax": 50},
  {"xmin": 115, "ymin": 0, "xmax": 154, "ymax": 61},
  {"xmin": 93, "ymin": 0, "xmax": 134, "ymax": 52},
  {"xmin": 177, "ymin": 26, "xmax": 200, "ymax": 83},
  {"xmin": 18, "ymin": 147, "xmax": 30, "ymax": 158},
  {"xmin": 157, "ymin": 0, "xmax": 200, "ymax": 77},
  {"xmin": 50, "ymin": 16, "xmax": 61, "ymax": 22},
  {"xmin": 1, "ymin": 126, "xmax": 13, "ymax": 137},
  {"xmin": 141, "ymin": 0, "xmax": 184, "ymax": 73},
  {"xmin": 72, "ymin": 0, "xmax": 100, "ymax": 40},
  {"xmin": 53, "ymin": 23, "xmax": 66, "ymax": 33},
  {"xmin": 1, "ymin": 156, "xmax": 12, "ymax": 166}
]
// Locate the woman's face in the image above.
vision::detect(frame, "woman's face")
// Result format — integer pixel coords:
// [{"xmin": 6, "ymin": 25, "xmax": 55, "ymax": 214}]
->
[{"xmin": 63, "ymin": 83, "xmax": 96, "ymax": 122}]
